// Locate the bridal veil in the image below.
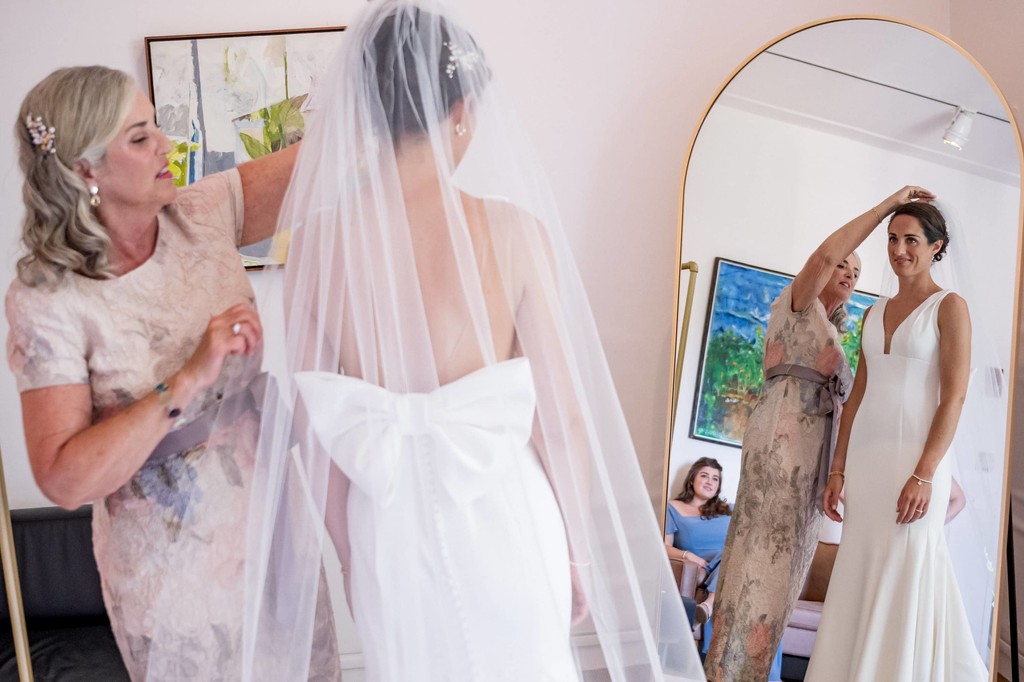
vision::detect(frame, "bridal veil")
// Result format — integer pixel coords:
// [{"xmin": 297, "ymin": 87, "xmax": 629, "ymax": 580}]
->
[{"xmin": 238, "ymin": 1, "xmax": 703, "ymax": 679}]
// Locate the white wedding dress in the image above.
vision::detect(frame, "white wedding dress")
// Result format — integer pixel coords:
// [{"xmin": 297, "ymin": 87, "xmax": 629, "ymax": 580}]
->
[
  {"xmin": 806, "ymin": 290, "xmax": 987, "ymax": 681},
  {"xmin": 294, "ymin": 357, "xmax": 579, "ymax": 682}
]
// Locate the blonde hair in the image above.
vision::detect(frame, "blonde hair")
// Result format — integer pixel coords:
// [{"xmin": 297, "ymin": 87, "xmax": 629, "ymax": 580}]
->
[{"xmin": 15, "ymin": 66, "xmax": 136, "ymax": 287}]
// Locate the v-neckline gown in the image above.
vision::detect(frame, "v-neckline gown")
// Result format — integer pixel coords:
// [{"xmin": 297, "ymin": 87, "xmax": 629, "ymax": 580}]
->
[{"xmin": 805, "ymin": 290, "xmax": 987, "ymax": 681}]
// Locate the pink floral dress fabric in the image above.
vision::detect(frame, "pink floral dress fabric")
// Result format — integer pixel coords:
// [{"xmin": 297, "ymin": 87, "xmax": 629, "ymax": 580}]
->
[
  {"xmin": 6, "ymin": 171, "xmax": 339, "ymax": 681},
  {"xmin": 704, "ymin": 285, "xmax": 853, "ymax": 682}
]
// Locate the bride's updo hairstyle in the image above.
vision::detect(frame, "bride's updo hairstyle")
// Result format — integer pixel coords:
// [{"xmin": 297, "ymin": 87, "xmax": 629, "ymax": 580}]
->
[
  {"xmin": 367, "ymin": 7, "xmax": 492, "ymax": 143},
  {"xmin": 890, "ymin": 202, "xmax": 950, "ymax": 262}
]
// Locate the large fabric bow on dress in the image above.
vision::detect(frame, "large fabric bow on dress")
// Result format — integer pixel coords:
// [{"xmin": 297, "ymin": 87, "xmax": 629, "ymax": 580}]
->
[
  {"xmin": 293, "ymin": 358, "xmax": 536, "ymax": 507},
  {"xmin": 764, "ymin": 362, "xmax": 852, "ymax": 505}
]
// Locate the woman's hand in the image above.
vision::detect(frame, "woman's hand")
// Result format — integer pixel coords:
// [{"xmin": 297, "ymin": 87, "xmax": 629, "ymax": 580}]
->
[
  {"xmin": 877, "ymin": 186, "xmax": 936, "ymax": 218},
  {"xmin": 823, "ymin": 474, "xmax": 845, "ymax": 522},
  {"xmin": 570, "ymin": 562, "xmax": 589, "ymax": 625},
  {"xmin": 681, "ymin": 550, "xmax": 709, "ymax": 569},
  {"xmin": 178, "ymin": 303, "xmax": 263, "ymax": 391},
  {"xmin": 896, "ymin": 476, "xmax": 932, "ymax": 524}
]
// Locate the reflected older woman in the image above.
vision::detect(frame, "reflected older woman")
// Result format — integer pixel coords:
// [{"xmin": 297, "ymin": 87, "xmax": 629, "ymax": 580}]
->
[
  {"xmin": 704, "ymin": 185, "xmax": 934, "ymax": 681},
  {"xmin": 6, "ymin": 66, "xmax": 338, "ymax": 679}
]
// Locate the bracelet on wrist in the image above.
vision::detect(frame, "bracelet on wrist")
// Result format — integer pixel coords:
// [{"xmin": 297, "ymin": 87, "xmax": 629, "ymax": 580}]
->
[
  {"xmin": 154, "ymin": 381, "xmax": 183, "ymax": 419},
  {"xmin": 828, "ymin": 470, "xmax": 845, "ymax": 479},
  {"xmin": 871, "ymin": 206, "xmax": 883, "ymax": 224},
  {"xmin": 911, "ymin": 473, "xmax": 932, "ymax": 486}
]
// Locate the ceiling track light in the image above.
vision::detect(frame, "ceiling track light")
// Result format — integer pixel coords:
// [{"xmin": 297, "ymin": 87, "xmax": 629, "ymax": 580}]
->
[{"xmin": 943, "ymin": 107, "xmax": 975, "ymax": 150}]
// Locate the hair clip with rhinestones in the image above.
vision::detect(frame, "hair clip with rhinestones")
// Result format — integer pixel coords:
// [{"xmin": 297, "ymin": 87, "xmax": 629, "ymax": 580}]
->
[
  {"xmin": 443, "ymin": 40, "xmax": 482, "ymax": 80},
  {"xmin": 25, "ymin": 115, "xmax": 57, "ymax": 155}
]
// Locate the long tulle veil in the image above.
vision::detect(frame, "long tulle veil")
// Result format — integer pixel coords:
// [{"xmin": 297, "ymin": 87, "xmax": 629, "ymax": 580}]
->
[{"xmin": 238, "ymin": 1, "xmax": 703, "ymax": 679}]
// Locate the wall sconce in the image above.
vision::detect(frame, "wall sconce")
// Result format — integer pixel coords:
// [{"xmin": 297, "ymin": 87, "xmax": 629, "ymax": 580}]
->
[{"xmin": 943, "ymin": 108, "xmax": 975, "ymax": 150}]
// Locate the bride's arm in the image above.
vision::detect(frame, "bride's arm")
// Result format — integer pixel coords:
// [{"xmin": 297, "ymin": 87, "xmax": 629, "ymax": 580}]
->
[
  {"xmin": 824, "ymin": 339, "xmax": 869, "ymax": 522},
  {"xmin": 505, "ymin": 211, "xmax": 594, "ymax": 624},
  {"xmin": 896, "ymin": 293, "xmax": 970, "ymax": 524},
  {"xmin": 324, "ymin": 464, "xmax": 354, "ymax": 609}
]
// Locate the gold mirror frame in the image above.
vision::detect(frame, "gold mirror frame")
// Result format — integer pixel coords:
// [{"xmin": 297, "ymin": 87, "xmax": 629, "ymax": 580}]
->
[{"xmin": 661, "ymin": 15, "xmax": 1023, "ymax": 676}]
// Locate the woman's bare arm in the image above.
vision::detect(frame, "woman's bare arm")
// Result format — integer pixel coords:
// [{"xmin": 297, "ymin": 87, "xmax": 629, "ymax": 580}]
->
[
  {"xmin": 237, "ymin": 143, "xmax": 301, "ymax": 247},
  {"xmin": 896, "ymin": 293, "xmax": 970, "ymax": 524},
  {"xmin": 22, "ymin": 303, "xmax": 261, "ymax": 509},
  {"xmin": 791, "ymin": 186, "xmax": 933, "ymax": 312},
  {"xmin": 823, "ymin": 307, "xmax": 872, "ymax": 522}
]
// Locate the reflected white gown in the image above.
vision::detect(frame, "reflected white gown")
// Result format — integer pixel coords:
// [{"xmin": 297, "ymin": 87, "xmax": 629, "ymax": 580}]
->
[
  {"xmin": 806, "ymin": 291, "xmax": 987, "ymax": 682},
  {"xmin": 294, "ymin": 358, "xmax": 579, "ymax": 682}
]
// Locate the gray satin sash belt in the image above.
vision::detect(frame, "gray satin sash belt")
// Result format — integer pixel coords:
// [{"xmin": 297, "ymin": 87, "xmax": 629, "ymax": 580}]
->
[
  {"xmin": 147, "ymin": 372, "xmax": 269, "ymax": 461},
  {"xmin": 763, "ymin": 363, "xmax": 847, "ymax": 506}
]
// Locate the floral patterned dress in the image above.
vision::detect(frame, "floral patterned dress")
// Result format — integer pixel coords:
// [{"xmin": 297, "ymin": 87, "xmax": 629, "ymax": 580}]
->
[
  {"xmin": 703, "ymin": 285, "xmax": 853, "ymax": 682},
  {"xmin": 6, "ymin": 171, "xmax": 339, "ymax": 681}
]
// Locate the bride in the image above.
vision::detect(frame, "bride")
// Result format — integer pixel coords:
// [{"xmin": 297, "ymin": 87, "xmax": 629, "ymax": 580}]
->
[
  {"xmin": 239, "ymin": 1, "xmax": 704, "ymax": 680},
  {"xmin": 806, "ymin": 201, "xmax": 988, "ymax": 681}
]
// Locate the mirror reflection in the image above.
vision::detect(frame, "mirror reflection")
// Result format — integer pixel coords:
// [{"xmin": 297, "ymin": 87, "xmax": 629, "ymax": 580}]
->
[{"xmin": 666, "ymin": 18, "xmax": 1018, "ymax": 680}]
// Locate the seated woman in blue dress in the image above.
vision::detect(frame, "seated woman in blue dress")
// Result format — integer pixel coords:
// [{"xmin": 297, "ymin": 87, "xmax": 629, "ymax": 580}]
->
[{"xmin": 666, "ymin": 457, "xmax": 783, "ymax": 679}]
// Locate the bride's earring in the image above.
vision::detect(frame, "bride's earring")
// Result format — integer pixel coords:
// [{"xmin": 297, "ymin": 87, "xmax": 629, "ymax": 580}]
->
[
  {"xmin": 89, "ymin": 185, "xmax": 101, "ymax": 208},
  {"xmin": 455, "ymin": 122, "xmax": 467, "ymax": 137}
]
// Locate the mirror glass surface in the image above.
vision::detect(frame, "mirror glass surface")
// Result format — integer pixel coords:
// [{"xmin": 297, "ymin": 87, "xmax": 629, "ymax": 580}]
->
[{"xmin": 667, "ymin": 18, "xmax": 1019, "ymax": 667}]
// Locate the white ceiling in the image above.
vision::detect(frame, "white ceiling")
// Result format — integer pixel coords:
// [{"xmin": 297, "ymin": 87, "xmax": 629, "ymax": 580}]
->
[{"xmin": 717, "ymin": 19, "xmax": 1019, "ymax": 185}]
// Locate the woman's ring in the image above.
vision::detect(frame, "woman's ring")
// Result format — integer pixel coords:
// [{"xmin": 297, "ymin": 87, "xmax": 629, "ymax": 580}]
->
[
  {"xmin": 232, "ymin": 323, "xmax": 242, "ymax": 335},
  {"xmin": 915, "ymin": 508, "xmax": 924, "ymax": 513}
]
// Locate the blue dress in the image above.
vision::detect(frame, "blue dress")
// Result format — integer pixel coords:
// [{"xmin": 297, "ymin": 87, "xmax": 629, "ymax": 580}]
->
[{"xmin": 667, "ymin": 504, "xmax": 783, "ymax": 679}]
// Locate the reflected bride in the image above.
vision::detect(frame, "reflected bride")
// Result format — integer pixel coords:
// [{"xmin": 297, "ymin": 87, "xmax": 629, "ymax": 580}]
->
[{"xmin": 807, "ymin": 202, "xmax": 988, "ymax": 680}]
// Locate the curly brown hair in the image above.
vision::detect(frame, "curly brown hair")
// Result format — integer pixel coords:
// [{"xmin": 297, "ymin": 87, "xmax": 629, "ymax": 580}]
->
[{"xmin": 674, "ymin": 457, "xmax": 732, "ymax": 519}]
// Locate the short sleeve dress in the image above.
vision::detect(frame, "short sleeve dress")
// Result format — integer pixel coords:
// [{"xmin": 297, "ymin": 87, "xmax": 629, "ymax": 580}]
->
[
  {"xmin": 703, "ymin": 285, "xmax": 853, "ymax": 682},
  {"xmin": 6, "ymin": 171, "xmax": 339, "ymax": 681}
]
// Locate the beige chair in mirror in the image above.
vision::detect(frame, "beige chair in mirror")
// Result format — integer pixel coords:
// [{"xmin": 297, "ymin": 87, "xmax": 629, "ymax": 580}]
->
[
  {"xmin": 670, "ymin": 555, "xmax": 708, "ymax": 642},
  {"xmin": 782, "ymin": 541, "xmax": 839, "ymax": 659}
]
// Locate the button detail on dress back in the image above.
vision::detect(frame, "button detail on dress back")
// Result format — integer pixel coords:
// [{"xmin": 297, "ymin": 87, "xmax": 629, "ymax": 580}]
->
[{"xmin": 395, "ymin": 393, "xmax": 432, "ymax": 435}]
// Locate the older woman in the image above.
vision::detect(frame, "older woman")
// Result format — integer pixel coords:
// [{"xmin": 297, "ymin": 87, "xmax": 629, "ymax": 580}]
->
[
  {"xmin": 7, "ymin": 66, "xmax": 338, "ymax": 680},
  {"xmin": 704, "ymin": 185, "xmax": 935, "ymax": 681}
]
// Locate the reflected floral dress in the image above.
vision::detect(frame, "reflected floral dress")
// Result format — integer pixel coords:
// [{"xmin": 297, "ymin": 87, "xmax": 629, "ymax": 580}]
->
[
  {"xmin": 6, "ymin": 171, "xmax": 340, "ymax": 681},
  {"xmin": 703, "ymin": 285, "xmax": 852, "ymax": 682}
]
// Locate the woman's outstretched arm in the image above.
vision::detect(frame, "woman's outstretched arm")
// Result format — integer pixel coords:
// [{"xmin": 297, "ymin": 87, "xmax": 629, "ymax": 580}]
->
[{"xmin": 791, "ymin": 186, "xmax": 933, "ymax": 312}]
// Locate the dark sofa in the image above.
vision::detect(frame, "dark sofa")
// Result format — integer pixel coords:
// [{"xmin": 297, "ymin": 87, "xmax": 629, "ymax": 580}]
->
[{"xmin": 0, "ymin": 506, "xmax": 128, "ymax": 681}]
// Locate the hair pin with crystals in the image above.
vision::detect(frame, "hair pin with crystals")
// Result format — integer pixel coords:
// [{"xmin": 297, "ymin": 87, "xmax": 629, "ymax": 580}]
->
[
  {"xmin": 25, "ymin": 114, "xmax": 57, "ymax": 155},
  {"xmin": 443, "ymin": 40, "xmax": 482, "ymax": 80}
]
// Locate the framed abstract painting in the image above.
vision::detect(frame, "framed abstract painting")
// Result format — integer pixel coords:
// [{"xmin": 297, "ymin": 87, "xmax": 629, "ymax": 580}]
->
[
  {"xmin": 145, "ymin": 26, "xmax": 346, "ymax": 267},
  {"xmin": 690, "ymin": 257, "xmax": 877, "ymax": 447}
]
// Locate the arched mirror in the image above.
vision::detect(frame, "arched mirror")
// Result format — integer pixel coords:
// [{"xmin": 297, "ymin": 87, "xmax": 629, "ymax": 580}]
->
[{"xmin": 665, "ymin": 17, "xmax": 1019, "ymax": 673}]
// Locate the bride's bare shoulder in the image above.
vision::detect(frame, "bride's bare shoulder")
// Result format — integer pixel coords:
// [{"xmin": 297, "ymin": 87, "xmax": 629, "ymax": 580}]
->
[
  {"xmin": 468, "ymin": 196, "xmax": 552, "ymax": 260},
  {"xmin": 466, "ymin": 196, "xmax": 543, "ymax": 229}
]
